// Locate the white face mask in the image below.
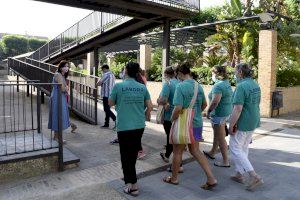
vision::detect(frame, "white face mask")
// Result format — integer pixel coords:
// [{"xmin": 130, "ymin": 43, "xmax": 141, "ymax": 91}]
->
[
  {"xmin": 212, "ymin": 74, "xmax": 217, "ymax": 82},
  {"xmin": 62, "ymin": 66, "xmax": 69, "ymax": 73},
  {"xmin": 119, "ymin": 70, "xmax": 125, "ymax": 79}
]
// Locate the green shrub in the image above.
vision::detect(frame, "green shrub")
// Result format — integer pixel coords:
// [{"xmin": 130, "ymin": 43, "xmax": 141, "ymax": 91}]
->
[
  {"xmin": 110, "ymin": 63, "xmax": 125, "ymax": 78},
  {"xmin": 277, "ymin": 68, "xmax": 300, "ymax": 87},
  {"xmin": 147, "ymin": 64, "xmax": 162, "ymax": 81},
  {"xmin": 191, "ymin": 65, "xmax": 236, "ymax": 85}
]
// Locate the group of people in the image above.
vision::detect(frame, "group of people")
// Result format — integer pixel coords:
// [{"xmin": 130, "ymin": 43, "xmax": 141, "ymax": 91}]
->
[{"xmin": 48, "ymin": 60, "xmax": 263, "ymax": 197}]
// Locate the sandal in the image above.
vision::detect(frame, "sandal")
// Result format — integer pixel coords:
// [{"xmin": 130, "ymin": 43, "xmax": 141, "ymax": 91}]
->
[
  {"xmin": 200, "ymin": 182, "xmax": 217, "ymax": 190},
  {"xmin": 123, "ymin": 186, "xmax": 139, "ymax": 197},
  {"xmin": 167, "ymin": 166, "xmax": 184, "ymax": 173},
  {"xmin": 160, "ymin": 152, "xmax": 169, "ymax": 163},
  {"xmin": 71, "ymin": 124, "xmax": 77, "ymax": 133},
  {"xmin": 230, "ymin": 175, "xmax": 245, "ymax": 184},
  {"xmin": 163, "ymin": 176, "xmax": 179, "ymax": 185},
  {"xmin": 203, "ymin": 151, "xmax": 215, "ymax": 160},
  {"xmin": 214, "ymin": 161, "xmax": 230, "ymax": 168},
  {"xmin": 246, "ymin": 175, "xmax": 264, "ymax": 191}
]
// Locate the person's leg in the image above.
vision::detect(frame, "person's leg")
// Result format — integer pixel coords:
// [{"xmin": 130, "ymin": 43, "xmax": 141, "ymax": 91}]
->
[
  {"xmin": 102, "ymin": 97, "xmax": 110, "ymax": 126},
  {"xmin": 214, "ymin": 124, "xmax": 229, "ymax": 166},
  {"xmin": 163, "ymin": 121, "xmax": 173, "ymax": 158},
  {"xmin": 170, "ymin": 144, "xmax": 185, "ymax": 182},
  {"xmin": 118, "ymin": 131, "xmax": 133, "ymax": 184},
  {"xmin": 206, "ymin": 124, "xmax": 219, "ymax": 158},
  {"xmin": 137, "ymin": 132, "xmax": 146, "ymax": 159},
  {"xmin": 241, "ymin": 131, "xmax": 263, "ymax": 189},
  {"xmin": 229, "ymin": 132, "xmax": 246, "ymax": 176},
  {"xmin": 130, "ymin": 129, "xmax": 144, "ymax": 190},
  {"xmin": 188, "ymin": 143, "xmax": 217, "ymax": 185}
]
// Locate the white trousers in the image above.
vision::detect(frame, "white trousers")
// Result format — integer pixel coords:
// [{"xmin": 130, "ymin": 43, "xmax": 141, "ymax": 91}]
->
[{"xmin": 229, "ymin": 131, "xmax": 254, "ymax": 174}]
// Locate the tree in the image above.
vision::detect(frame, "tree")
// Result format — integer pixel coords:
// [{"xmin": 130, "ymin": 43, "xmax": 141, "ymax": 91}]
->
[
  {"xmin": 28, "ymin": 38, "xmax": 47, "ymax": 52},
  {"xmin": 0, "ymin": 35, "xmax": 47, "ymax": 59},
  {"xmin": 2, "ymin": 35, "xmax": 28, "ymax": 58}
]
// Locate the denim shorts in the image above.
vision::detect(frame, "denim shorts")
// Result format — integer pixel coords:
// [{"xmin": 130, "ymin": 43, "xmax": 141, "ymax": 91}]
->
[
  {"xmin": 193, "ymin": 127, "xmax": 203, "ymax": 141},
  {"xmin": 210, "ymin": 115, "xmax": 230, "ymax": 125}
]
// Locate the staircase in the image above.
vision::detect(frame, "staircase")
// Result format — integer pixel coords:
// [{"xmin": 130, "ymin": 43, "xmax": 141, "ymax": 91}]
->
[{"xmin": 29, "ymin": 0, "xmax": 200, "ymax": 63}]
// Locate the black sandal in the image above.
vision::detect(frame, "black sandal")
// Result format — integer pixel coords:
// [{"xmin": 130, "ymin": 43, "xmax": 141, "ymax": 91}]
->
[
  {"xmin": 203, "ymin": 151, "xmax": 215, "ymax": 160},
  {"xmin": 123, "ymin": 187, "xmax": 139, "ymax": 197}
]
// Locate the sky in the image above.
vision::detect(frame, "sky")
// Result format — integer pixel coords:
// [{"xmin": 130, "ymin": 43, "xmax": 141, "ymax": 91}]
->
[{"xmin": 0, "ymin": 0, "xmax": 227, "ymax": 39}]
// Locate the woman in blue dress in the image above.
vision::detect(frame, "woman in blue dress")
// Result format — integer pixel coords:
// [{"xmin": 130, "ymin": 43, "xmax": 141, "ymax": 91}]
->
[{"xmin": 48, "ymin": 60, "xmax": 71, "ymax": 141}]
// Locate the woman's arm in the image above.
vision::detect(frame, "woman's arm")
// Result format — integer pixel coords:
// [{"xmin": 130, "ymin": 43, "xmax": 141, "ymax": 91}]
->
[
  {"xmin": 171, "ymin": 105, "xmax": 183, "ymax": 122},
  {"xmin": 55, "ymin": 73, "xmax": 67, "ymax": 92},
  {"xmin": 228, "ymin": 105, "xmax": 243, "ymax": 135},
  {"xmin": 206, "ymin": 93, "xmax": 222, "ymax": 118},
  {"xmin": 201, "ymin": 98, "xmax": 207, "ymax": 111},
  {"xmin": 145, "ymin": 100, "xmax": 153, "ymax": 121}
]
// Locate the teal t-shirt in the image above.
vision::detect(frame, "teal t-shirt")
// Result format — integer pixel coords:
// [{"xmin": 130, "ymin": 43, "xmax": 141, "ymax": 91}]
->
[
  {"xmin": 159, "ymin": 78, "xmax": 180, "ymax": 121},
  {"xmin": 173, "ymin": 79, "xmax": 205, "ymax": 128},
  {"xmin": 232, "ymin": 78, "xmax": 261, "ymax": 131},
  {"xmin": 109, "ymin": 78, "xmax": 151, "ymax": 132},
  {"xmin": 208, "ymin": 79, "xmax": 233, "ymax": 117}
]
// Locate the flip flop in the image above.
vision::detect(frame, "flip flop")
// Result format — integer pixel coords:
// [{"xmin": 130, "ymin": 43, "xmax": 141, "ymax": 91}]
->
[
  {"xmin": 200, "ymin": 182, "xmax": 217, "ymax": 190},
  {"xmin": 203, "ymin": 151, "xmax": 215, "ymax": 160},
  {"xmin": 163, "ymin": 176, "xmax": 179, "ymax": 185},
  {"xmin": 123, "ymin": 187, "xmax": 139, "ymax": 197},
  {"xmin": 214, "ymin": 161, "xmax": 230, "ymax": 168}
]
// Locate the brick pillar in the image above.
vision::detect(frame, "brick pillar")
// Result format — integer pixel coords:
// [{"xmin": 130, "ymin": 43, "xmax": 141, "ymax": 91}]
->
[
  {"xmin": 258, "ymin": 30, "xmax": 277, "ymax": 117},
  {"xmin": 87, "ymin": 52, "xmax": 94, "ymax": 75},
  {"xmin": 139, "ymin": 44, "xmax": 151, "ymax": 72}
]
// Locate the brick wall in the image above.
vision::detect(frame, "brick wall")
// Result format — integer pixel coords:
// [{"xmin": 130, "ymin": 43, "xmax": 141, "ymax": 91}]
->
[{"xmin": 277, "ymin": 86, "xmax": 300, "ymax": 115}]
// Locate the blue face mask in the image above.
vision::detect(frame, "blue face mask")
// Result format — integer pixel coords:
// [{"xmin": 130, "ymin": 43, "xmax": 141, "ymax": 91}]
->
[{"xmin": 234, "ymin": 74, "xmax": 241, "ymax": 82}]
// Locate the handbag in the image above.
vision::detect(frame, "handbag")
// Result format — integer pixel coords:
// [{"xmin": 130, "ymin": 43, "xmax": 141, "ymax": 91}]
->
[
  {"xmin": 170, "ymin": 81, "xmax": 198, "ymax": 144},
  {"xmin": 156, "ymin": 80, "xmax": 170, "ymax": 124}
]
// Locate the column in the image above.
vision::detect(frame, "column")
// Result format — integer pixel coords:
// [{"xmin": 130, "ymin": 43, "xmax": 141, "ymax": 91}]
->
[
  {"xmin": 107, "ymin": 54, "xmax": 114, "ymax": 67},
  {"xmin": 162, "ymin": 19, "xmax": 170, "ymax": 80},
  {"xmin": 87, "ymin": 52, "xmax": 95, "ymax": 75},
  {"xmin": 258, "ymin": 30, "xmax": 277, "ymax": 117},
  {"xmin": 139, "ymin": 44, "xmax": 152, "ymax": 73}
]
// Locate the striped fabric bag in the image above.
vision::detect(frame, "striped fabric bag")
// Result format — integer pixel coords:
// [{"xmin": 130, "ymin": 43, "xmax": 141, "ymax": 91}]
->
[{"xmin": 170, "ymin": 81, "xmax": 198, "ymax": 144}]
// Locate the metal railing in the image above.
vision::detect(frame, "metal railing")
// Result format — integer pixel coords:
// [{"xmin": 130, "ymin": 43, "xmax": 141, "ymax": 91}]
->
[
  {"xmin": 8, "ymin": 58, "xmax": 98, "ymax": 125},
  {"xmin": 147, "ymin": 0, "xmax": 200, "ymax": 11},
  {"xmin": 29, "ymin": 11, "xmax": 132, "ymax": 61},
  {"xmin": 0, "ymin": 80, "xmax": 64, "ymax": 171}
]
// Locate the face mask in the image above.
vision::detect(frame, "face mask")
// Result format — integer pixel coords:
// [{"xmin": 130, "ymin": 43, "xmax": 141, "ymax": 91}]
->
[
  {"xmin": 212, "ymin": 74, "xmax": 217, "ymax": 83},
  {"xmin": 234, "ymin": 74, "xmax": 241, "ymax": 82},
  {"xmin": 63, "ymin": 66, "xmax": 69, "ymax": 73}
]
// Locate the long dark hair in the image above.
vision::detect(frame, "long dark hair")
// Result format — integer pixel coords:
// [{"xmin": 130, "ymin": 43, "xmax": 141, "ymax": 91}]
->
[
  {"xmin": 126, "ymin": 62, "xmax": 145, "ymax": 85},
  {"xmin": 57, "ymin": 60, "xmax": 69, "ymax": 79}
]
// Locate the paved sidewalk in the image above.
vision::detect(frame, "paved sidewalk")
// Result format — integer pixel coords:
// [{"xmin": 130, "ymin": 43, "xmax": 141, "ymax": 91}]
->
[
  {"xmin": 110, "ymin": 118, "xmax": 300, "ymax": 200},
  {"xmin": 1, "ymin": 74, "xmax": 300, "ymax": 200}
]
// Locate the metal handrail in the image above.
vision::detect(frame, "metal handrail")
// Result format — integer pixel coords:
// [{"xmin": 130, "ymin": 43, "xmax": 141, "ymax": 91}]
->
[
  {"xmin": 0, "ymin": 80, "xmax": 64, "ymax": 170},
  {"xmin": 29, "ymin": 11, "xmax": 132, "ymax": 61},
  {"xmin": 8, "ymin": 57, "xmax": 98, "ymax": 125},
  {"xmin": 146, "ymin": 0, "xmax": 200, "ymax": 11}
]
